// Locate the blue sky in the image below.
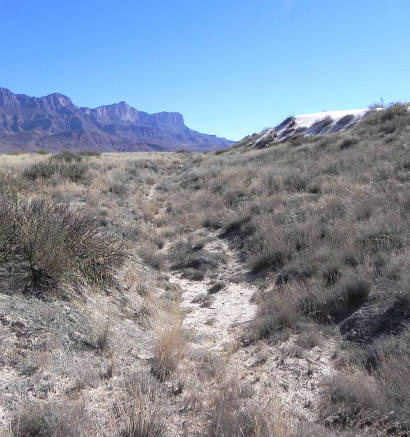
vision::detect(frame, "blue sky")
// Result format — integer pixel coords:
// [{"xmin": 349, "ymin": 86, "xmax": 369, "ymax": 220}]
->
[{"xmin": 1, "ymin": 0, "xmax": 409, "ymax": 140}]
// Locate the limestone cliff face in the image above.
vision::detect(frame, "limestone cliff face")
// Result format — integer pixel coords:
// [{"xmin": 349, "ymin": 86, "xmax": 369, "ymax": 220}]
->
[{"xmin": 0, "ymin": 88, "xmax": 234, "ymax": 152}]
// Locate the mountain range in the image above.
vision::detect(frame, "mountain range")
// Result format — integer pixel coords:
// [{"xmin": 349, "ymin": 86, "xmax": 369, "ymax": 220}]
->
[{"xmin": 0, "ymin": 88, "xmax": 234, "ymax": 152}]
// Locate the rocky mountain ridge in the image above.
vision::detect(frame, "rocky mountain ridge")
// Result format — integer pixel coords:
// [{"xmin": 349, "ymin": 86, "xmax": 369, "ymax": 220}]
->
[{"xmin": 0, "ymin": 87, "xmax": 234, "ymax": 152}]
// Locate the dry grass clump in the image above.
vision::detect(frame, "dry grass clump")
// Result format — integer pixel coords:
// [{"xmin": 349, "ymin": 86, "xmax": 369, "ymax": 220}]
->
[
  {"xmin": 137, "ymin": 241, "xmax": 164, "ymax": 271},
  {"xmin": 320, "ymin": 370, "xmax": 383, "ymax": 429},
  {"xmin": 10, "ymin": 401, "xmax": 92, "ymax": 437},
  {"xmin": 94, "ymin": 318, "xmax": 111, "ymax": 353},
  {"xmin": 23, "ymin": 151, "xmax": 88, "ymax": 183},
  {"xmin": 303, "ymin": 276, "xmax": 371, "ymax": 323},
  {"xmin": 251, "ymin": 283, "xmax": 300, "ymax": 341},
  {"xmin": 0, "ymin": 192, "xmax": 127, "ymax": 292},
  {"xmin": 151, "ymin": 304, "xmax": 186, "ymax": 380},
  {"xmin": 376, "ymin": 353, "xmax": 410, "ymax": 429},
  {"xmin": 167, "ymin": 237, "xmax": 225, "ymax": 276},
  {"xmin": 321, "ymin": 353, "xmax": 410, "ymax": 434},
  {"xmin": 251, "ymin": 274, "xmax": 371, "ymax": 342},
  {"xmin": 202, "ymin": 378, "xmax": 290, "ymax": 437},
  {"xmin": 117, "ymin": 373, "xmax": 165, "ymax": 437}
]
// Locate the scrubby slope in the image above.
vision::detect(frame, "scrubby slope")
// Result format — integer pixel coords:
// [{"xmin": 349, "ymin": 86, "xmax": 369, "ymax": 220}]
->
[
  {"xmin": 0, "ymin": 104, "xmax": 408, "ymax": 436},
  {"xmin": 156, "ymin": 104, "xmax": 410, "ymax": 435}
]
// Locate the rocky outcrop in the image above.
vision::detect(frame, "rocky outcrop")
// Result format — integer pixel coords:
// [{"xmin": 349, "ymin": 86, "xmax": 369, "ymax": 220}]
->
[
  {"xmin": 0, "ymin": 87, "xmax": 234, "ymax": 152},
  {"xmin": 236, "ymin": 109, "xmax": 374, "ymax": 149}
]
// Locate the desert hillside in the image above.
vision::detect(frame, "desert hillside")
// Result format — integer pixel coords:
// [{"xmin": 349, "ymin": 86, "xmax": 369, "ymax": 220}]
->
[{"xmin": 0, "ymin": 104, "xmax": 409, "ymax": 436}]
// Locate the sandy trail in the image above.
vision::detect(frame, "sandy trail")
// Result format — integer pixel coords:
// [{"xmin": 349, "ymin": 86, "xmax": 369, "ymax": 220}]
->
[
  {"xmin": 169, "ymin": 234, "xmax": 257, "ymax": 353},
  {"xmin": 149, "ymin": 187, "xmax": 338, "ymax": 428},
  {"xmin": 147, "ymin": 182, "xmax": 159, "ymax": 201}
]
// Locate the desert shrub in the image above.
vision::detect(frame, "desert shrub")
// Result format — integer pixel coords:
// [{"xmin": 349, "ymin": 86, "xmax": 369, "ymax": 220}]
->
[
  {"xmin": 78, "ymin": 150, "xmax": 101, "ymax": 157},
  {"xmin": 396, "ymin": 272, "xmax": 410, "ymax": 309},
  {"xmin": 321, "ymin": 262, "xmax": 342, "ymax": 286},
  {"xmin": 191, "ymin": 292, "xmax": 215, "ymax": 307},
  {"xmin": 168, "ymin": 239, "xmax": 194, "ymax": 269},
  {"xmin": 380, "ymin": 104, "xmax": 408, "ymax": 122},
  {"xmin": 252, "ymin": 286, "xmax": 300, "ymax": 340},
  {"xmin": 51, "ymin": 150, "xmax": 83, "ymax": 163},
  {"xmin": 283, "ymin": 171, "xmax": 311, "ymax": 192},
  {"xmin": 0, "ymin": 193, "xmax": 127, "ymax": 292},
  {"xmin": 109, "ymin": 180, "xmax": 128, "ymax": 196},
  {"xmin": 168, "ymin": 238, "xmax": 223, "ymax": 272},
  {"xmin": 296, "ymin": 328, "xmax": 322, "ymax": 349},
  {"xmin": 320, "ymin": 371, "xmax": 383, "ymax": 429},
  {"xmin": 249, "ymin": 246, "xmax": 288, "ymax": 274},
  {"xmin": 380, "ymin": 122, "xmax": 396, "ymax": 135},
  {"xmin": 223, "ymin": 215, "xmax": 253, "ymax": 238},
  {"xmin": 23, "ymin": 159, "xmax": 88, "ymax": 183},
  {"xmin": 289, "ymin": 134, "xmax": 307, "ymax": 147},
  {"xmin": 223, "ymin": 189, "xmax": 246, "ymax": 208},
  {"xmin": 261, "ymin": 171, "xmax": 282, "ymax": 193},
  {"xmin": 339, "ymin": 137, "xmax": 358, "ymax": 150},
  {"xmin": 305, "ymin": 276, "xmax": 371, "ymax": 323},
  {"xmin": 276, "ymin": 262, "xmax": 316, "ymax": 285},
  {"xmin": 359, "ymin": 227, "xmax": 403, "ymax": 253},
  {"xmin": 203, "ymin": 379, "xmax": 273, "ymax": 437},
  {"xmin": 23, "ymin": 161, "xmax": 57, "ymax": 180},
  {"xmin": 151, "ymin": 307, "xmax": 185, "ymax": 380},
  {"xmin": 376, "ymin": 353, "xmax": 410, "ymax": 428},
  {"xmin": 11, "ymin": 402, "xmax": 91, "ymax": 437},
  {"xmin": 208, "ymin": 280, "xmax": 225, "ymax": 294},
  {"xmin": 181, "ymin": 268, "xmax": 204, "ymax": 281},
  {"xmin": 95, "ymin": 319, "xmax": 111, "ymax": 353},
  {"xmin": 36, "ymin": 149, "xmax": 49, "ymax": 155},
  {"xmin": 360, "ymin": 328, "xmax": 410, "ymax": 369},
  {"xmin": 119, "ymin": 374, "xmax": 165, "ymax": 437},
  {"xmin": 306, "ymin": 180, "xmax": 321, "ymax": 194},
  {"xmin": 321, "ymin": 354, "xmax": 410, "ymax": 433},
  {"xmin": 137, "ymin": 243, "xmax": 163, "ymax": 271}
]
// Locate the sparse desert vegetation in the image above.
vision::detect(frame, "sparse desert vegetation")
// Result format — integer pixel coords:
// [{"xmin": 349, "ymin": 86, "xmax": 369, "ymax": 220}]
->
[{"xmin": 0, "ymin": 104, "xmax": 409, "ymax": 436}]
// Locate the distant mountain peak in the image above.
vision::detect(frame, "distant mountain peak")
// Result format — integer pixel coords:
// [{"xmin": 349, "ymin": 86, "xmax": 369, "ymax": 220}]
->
[
  {"xmin": 0, "ymin": 87, "xmax": 234, "ymax": 152},
  {"xmin": 42, "ymin": 92, "xmax": 74, "ymax": 107}
]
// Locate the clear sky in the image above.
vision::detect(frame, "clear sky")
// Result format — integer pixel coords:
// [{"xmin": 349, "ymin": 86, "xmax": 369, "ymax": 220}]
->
[{"xmin": 1, "ymin": 0, "xmax": 409, "ymax": 140}]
